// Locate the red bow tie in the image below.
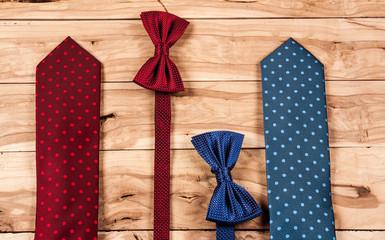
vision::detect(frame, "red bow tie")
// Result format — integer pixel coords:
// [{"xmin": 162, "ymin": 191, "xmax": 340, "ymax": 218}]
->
[
  {"xmin": 133, "ymin": 11, "xmax": 189, "ymax": 93},
  {"xmin": 133, "ymin": 11, "xmax": 189, "ymax": 240}
]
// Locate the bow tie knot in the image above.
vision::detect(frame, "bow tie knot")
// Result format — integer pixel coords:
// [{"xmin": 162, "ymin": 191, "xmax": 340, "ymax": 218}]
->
[
  {"xmin": 214, "ymin": 168, "xmax": 233, "ymax": 183},
  {"xmin": 155, "ymin": 42, "xmax": 169, "ymax": 56}
]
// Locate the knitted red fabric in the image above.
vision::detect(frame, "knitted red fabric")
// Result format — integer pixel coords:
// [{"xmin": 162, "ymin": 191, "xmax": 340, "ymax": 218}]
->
[{"xmin": 133, "ymin": 11, "xmax": 189, "ymax": 240}]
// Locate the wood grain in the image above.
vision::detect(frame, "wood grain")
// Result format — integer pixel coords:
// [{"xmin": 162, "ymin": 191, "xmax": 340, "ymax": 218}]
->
[
  {"xmin": 1, "ymin": 148, "xmax": 385, "ymax": 232},
  {"xmin": 2, "ymin": 19, "xmax": 385, "ymax": 83},
  {"xmin": 1, "ymin": 231, "xmax": 384, "ymax": 240},
  {"xmin": 1, "ymin": 1, "xmax": 385, "ymax": 239},
  {"xmin": 1, "ymin": 81, "xmax": 385, "ymax": 151},
  {"xmin": 1, "ymin": 0, "xmax": 385, "ymax": 19}
]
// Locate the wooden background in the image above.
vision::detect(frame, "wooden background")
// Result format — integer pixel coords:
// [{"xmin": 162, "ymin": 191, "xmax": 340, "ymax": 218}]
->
[{"xmin": 1, "ymin": 0, "xmax": 385, "ymax": 239}]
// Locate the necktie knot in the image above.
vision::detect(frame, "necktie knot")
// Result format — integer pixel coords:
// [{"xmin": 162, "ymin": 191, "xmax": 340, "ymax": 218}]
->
[
  {"xmin": 155, "ymin": 42, "xmax": 169, "ymax": 56},
  {"xmin": 213, "ymin": 168, "xmax": 233, "ymax": 183}
]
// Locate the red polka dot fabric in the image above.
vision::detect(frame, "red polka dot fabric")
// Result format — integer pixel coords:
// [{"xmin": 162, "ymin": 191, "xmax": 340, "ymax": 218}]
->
[
  {"xmin": 35, "ymin": 36, "xmax": 100, "ymax": 240},
  {"xmin": 132, "ymin": 11, "xmax": 189, "ymax": 240}
]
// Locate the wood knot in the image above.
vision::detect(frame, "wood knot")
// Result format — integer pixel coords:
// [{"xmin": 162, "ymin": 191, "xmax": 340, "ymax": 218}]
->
[
  {"xmin": 357, "ymin": 186, "xmax": 370, "ymax": 197},
  {"xmin": 100, "ymin": 113, "xmax": 116, "ymax": 124}
]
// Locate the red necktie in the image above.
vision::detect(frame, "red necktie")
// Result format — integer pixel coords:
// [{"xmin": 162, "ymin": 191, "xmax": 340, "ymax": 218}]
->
[
  {"xmin": 35, "ymin": 36, "xmax": 100, "ymax": 240},
  {"xmin": 133, "ymin": 11, "xmax": 189, "ymax": 240}
]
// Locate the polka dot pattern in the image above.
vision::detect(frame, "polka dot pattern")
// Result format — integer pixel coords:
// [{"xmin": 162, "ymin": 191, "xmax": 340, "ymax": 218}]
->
[
  {"xmin": 261, "ymin": 38, "xmax": 336, "ymax": 240},
  {"xmin": 191, "ymin": 131, "xmax": 262, "ymax": 240},
  {"xmin": 35, "ymin": 36, "xmax": 100, "ymax": 240},
  {"xmin": 132, "ymin": 11, "xmax": 189, "ymax": 240}
]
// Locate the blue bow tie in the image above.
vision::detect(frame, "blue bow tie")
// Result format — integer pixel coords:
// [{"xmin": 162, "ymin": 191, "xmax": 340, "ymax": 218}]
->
[{"xmin": 191, "ymin": 131, "xmax": 262, "ymax": 240}]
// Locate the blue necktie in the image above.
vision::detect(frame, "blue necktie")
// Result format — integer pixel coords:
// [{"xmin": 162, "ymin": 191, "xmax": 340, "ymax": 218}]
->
[
  {"xmin": 261, "ymin": 38, "xmax": 336, "ymax": 239},
  {"xmin": 191, "ymin": 131, "xmax": 262, "ymax": 240}
]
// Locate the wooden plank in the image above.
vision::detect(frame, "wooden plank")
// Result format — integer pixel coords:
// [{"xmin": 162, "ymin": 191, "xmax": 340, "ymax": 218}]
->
[
  {"xmin": 1, "ymin": 81, "xmax": 385, "ymax": 151},
  {"xmin": 326, "ymin": 81, "xmax": 385, "ymax": 147},
  {"xmin": 1, "ymin": 148, "xmax": 384, "ymax": 232},
  {"xmin": 1, "ymin": 19, "xmax": 385, "ymax": 83},
  {"xmin": 1, "ymin": 231, "xmax": 385, "ymax": 240},
  {"xmin": 1, "ymin": 0, "xmax": 385, "ymax": 19}
]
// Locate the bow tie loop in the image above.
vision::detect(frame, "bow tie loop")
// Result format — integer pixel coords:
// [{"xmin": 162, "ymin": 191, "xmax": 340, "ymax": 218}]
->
[
  {"xmin": 155, "ymin": 42, "xmax": 169, "ymax": 56},
  {"xmin": 213, "ymin": 168, "xmax": 233, "ymax": 183}
]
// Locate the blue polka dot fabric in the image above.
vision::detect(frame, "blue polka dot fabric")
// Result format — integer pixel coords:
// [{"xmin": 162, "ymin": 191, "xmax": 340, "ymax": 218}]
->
[
  {"xmin": 191, "ymin": 131, "xmax": 262, "ymax": 240},
  {"xmin": 260, "ymin": 38, "xmax": 336, "ymax": 240}
]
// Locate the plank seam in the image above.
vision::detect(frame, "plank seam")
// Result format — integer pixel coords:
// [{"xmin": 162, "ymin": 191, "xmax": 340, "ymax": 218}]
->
[
  {"xmin": 2, "ymin": 17, "xmax": 385, "ymax": 21},
  {"xmin": 1, "ymin": 229, "xmax": 384, "ymax": 234},
  {"xmin": 1, "ymin": 146, "xmax": 384, "ymax": 153},
  {"xmin": 2, "ymin": 79, "xmax": 385, "ymax": 85}
]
